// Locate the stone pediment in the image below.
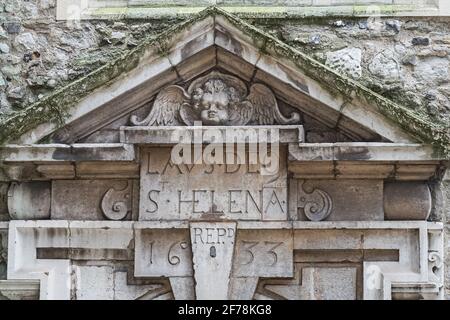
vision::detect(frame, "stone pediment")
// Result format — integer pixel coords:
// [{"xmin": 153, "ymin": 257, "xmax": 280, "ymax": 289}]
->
[{"xmin": 0, "ymin": 7, "xmax": 447, "ymax": 152}]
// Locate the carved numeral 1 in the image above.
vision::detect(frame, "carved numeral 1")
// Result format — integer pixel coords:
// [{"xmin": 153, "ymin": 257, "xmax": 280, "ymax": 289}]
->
[{"xmin": 149, "ymin": 241, "xmax": 154, "ymax": 264}]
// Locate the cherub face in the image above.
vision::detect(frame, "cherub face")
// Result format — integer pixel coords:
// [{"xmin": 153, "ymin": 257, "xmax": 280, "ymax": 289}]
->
[
  {"xmin": 193, "ymin": 79, "xmax": 235, "ymax": 125},
  {"xmin": 199, "ymin": 91, "xmax": 230, "ymax": 125}
]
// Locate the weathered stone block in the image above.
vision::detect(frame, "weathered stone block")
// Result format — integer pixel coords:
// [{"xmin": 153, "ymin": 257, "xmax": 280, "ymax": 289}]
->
[
  {"xmin": 75, "ymin": 266, "xmax": 114, "ymax": 300},
  {"xmin": 51, "ymin": 180, "xmax": 138, "ymax": 220},
  {"xmin": 264, "ymin": 266, "xmax": 357, "ymax": 300},
  {"xmin": 290, "ymin": 179, "xmax": 384, "ymax": 221},
  {"xmin": 326, "ymin": 47, "xmax": 362, "ymax": 79}
]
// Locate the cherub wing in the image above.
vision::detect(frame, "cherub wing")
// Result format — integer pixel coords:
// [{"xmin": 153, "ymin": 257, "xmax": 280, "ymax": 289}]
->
[
  {"xmin": 246, "ymin": 84, "xmax": 300, "ymax": 125},
  {"xmin": 130, "ymin": 85, "xmax": 191, "ymax": 126},
  {"xmin": 228, "ymin": 100, "xmax": 253, "ymax": 126}
]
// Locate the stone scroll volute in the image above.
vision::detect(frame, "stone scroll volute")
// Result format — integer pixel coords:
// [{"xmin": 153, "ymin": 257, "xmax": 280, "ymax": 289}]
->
[
  {"xmin": 297, "ymin": 180, "xmax": 333, "ymax": 221},
  {"xmin": 101, "ymin": 181, "xmax": 132, "ymax": 220}
]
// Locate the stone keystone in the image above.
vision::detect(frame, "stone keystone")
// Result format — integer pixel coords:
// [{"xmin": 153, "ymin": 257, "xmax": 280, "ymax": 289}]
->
[{"xmin": 190, "ymin": 222, "xmax": 237, "ymax": 299}]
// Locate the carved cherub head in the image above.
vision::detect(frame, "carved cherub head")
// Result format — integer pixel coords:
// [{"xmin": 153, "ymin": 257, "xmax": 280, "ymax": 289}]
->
[
  {"xmin": 130, "ymin": 71, "xmax": 300, "ymax": 127},
  {"xmin": 191, "ymin": 79, "xmax": 241, "ymax": 125}
]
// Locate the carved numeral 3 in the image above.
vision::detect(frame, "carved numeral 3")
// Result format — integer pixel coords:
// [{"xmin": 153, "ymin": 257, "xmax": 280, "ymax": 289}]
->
[{"xmin": 239, "ymin": 241, "xmax": 284, "ymax": 266}]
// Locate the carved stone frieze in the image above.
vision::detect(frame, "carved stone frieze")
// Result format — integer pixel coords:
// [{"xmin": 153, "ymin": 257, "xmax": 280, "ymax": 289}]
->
[{"xmin": 130, "ymin": 71, "xmax": 300, "ymax": 126}]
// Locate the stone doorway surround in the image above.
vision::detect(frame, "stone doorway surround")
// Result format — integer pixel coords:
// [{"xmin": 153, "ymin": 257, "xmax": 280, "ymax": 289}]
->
[{"xmin": 0, "ymin": 7, "xmax": 447, "ymax": 300}]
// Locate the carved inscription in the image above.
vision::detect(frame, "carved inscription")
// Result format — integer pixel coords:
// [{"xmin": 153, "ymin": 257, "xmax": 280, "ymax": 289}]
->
[
  {"xmin": 168, "ymin": 241, "xmax": 189, "ymax": 266},
  {"xmin": 240, "ymin": 241, "xmax": 283, "ymax": 266},
  {"xmin": 139, "ymin": 148, "xmax": 288, "ymax": 220},
  {"xmin": 135, "ymin": 229, "xmax": 193, "ymax": 277},
  {"xmin": 146, "ymin": 240, "xmax": 189, "ymax": 266},
  {"xmin": 233, "ymin": 229, "xmax": 293, "ymax": 278},
  {"xmin": 192, "ymin": 227, "xmax": 235, "ymax": 245},
  {"xmin": 190, "ymin": 222, "xmax": 237, "ymax": 299}
]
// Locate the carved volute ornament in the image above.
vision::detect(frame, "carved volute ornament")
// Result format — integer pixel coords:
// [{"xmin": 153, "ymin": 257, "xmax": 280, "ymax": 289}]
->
[
  {"xmin": 130, "ymin": 71, "xmax": 301, "ymax": 126},
  {"xmin": 428, "ymin": 251, "xmax": 443, "ymax": 285},
  {"xmin": 298, "ymin": 181, "xmax": 333, "ymax": 221},
  {"xmin": 101, "ymin": 181, "xmax": 132, "ymax": 220}
]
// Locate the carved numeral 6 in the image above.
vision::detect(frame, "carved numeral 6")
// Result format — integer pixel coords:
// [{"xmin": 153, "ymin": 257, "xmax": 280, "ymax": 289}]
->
[{"xmin": 168, "ymin": 241, "xmax": 189, "ymax": 266}]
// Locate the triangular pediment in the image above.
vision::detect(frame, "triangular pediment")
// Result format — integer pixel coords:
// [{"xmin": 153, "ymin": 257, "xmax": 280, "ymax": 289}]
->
[{"xmin": 0, "ymin": 7, "xmax": 448, "ymax": 154}]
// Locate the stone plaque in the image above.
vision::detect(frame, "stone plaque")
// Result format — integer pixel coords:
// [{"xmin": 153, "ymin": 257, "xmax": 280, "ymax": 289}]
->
[{"xmin": 139, "ymin": 147, "xmax": 288, "ymax": 221}]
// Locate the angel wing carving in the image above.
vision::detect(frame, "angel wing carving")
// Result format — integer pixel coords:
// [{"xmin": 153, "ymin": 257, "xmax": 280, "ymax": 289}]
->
[
  {"xmin": 231, "ymin": 84, "xmax": 301, "ymax": 125},
  {"xmin": 130, "ymin": 85, "xmax": 190, "ymax": 126},
  {"xmin": 130, "ymin": 72, "xmax": 301, "ymax": 127}
]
